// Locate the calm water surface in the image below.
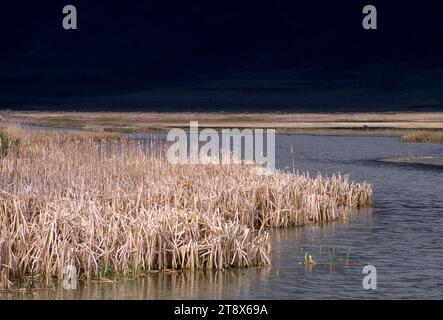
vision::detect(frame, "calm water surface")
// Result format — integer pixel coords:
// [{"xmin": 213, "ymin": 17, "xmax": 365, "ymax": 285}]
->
[{"xmin": 4, "ymin": 135, "xmax": 443, "ymax": 299}]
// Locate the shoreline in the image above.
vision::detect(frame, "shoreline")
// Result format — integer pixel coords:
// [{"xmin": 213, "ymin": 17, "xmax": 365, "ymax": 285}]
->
[
  {"xmin": 2, "ymin": 111, "xmax": 443, "ymax": 136},
  {"xmin": 380, "ymin": 156, "xmax": 443, "ymax": 167}
]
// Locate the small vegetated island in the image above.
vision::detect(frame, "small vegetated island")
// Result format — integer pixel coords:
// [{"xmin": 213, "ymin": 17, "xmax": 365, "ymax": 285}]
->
[{"xmin": 0, "ymin": 125, "xmax": 372, "ymax": 290}]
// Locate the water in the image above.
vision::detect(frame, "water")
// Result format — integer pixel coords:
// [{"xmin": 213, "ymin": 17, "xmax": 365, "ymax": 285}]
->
[{"xmin": 3, "ymin": 135, "xmax": 443, "ymax": 299}]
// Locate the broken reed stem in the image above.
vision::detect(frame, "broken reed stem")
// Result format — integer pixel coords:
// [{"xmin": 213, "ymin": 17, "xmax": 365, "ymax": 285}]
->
[{"xmin": 0, "ymin": 126, "xmax": 372, "ymax": 287}]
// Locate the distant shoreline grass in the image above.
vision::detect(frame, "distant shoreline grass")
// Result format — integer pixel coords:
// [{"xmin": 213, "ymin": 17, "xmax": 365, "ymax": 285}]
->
[
  {"xmin": 2, "ymin": 111, "xmax": 443, "ymax": 136},
  {"xmin": 400, "ymin": 131, "xmax": 443, "ymax": 143}
]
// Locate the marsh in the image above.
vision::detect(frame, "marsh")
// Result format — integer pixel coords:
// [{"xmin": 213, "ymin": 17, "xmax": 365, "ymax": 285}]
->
[{"xmin": 1, "ymin": 131, "xmax": 442, "ymax": 299}]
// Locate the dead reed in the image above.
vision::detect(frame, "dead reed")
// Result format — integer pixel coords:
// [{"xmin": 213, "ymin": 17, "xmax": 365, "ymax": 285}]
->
[{"xmin": 0, "ymin": 126, "xmax": 372, "ymax": 289}]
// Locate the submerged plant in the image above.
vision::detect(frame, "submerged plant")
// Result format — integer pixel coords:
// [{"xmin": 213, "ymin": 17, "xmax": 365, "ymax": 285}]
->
[
  {"xmin": 346, "ymin": 248, "xmax": 352, "ymax": 265},
  {"xmin": 328, "ymin": 248, "xmax": 337, "ymax": 270}
]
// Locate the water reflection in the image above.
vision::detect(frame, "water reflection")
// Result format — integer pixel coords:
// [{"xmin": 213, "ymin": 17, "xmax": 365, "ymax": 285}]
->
[{"xmin": 2, "ymin": 268, "xmax": 271, "ymax": 300}]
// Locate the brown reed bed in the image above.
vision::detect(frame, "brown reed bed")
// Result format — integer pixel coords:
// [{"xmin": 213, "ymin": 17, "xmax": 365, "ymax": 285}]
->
[
  {"xmin": 0, "ymin": 126, "xmax": 372, "ymax": 290},
  {"xmin": 400, "ymin": 131, "xmax": 443, "ymax": 143}
]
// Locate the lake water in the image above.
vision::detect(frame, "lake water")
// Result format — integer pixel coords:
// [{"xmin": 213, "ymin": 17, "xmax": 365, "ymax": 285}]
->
[{"xmin": 3, "ymin": 134, "xmax": 443, "ymax": 299}]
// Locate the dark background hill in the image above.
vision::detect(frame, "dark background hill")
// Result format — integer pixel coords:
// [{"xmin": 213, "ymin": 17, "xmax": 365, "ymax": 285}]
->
[{"xmin": 1, "ymin": 0, "xmax": 443, "ymax": 112}]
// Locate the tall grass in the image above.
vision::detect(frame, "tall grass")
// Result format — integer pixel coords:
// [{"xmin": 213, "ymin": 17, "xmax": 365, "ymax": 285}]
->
[
  {"xmin": 401, "ymin": 131, "xmax": 443, "ymax": 143},
  {"xmin": 0, "ymin": 126, "xmax": 372, "ymax": 289}
]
